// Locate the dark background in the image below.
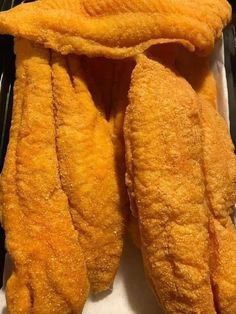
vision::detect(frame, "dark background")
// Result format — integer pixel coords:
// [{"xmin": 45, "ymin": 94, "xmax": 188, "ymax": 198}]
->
[{"xmin": 229, "ymin": 0, "xmax": 236, "ymax": 12}]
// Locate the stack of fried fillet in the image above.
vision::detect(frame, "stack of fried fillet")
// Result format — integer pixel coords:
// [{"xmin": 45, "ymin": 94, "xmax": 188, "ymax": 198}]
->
[{"xmin": 0, "ymin": 0, "xmax": 235, "ymax": 313}]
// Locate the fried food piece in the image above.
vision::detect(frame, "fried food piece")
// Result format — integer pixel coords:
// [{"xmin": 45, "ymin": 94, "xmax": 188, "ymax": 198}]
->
[
  {"xmin": 175, "ymin": 47, "xmax": 217, "ymax": 107},
  {"xmin": 124, "ymin": 55, "xmax": 215, "ymax": 313},
  {"xmin": 127, "ymin": 45, "xmax": 218, "ymax": 253},
  {"xmin": 1, "ymin": 39, "xmax": 89, "ymax": 313},
  {"xmin": 173, "ymin": 52, "xmax": 236, "ymax": 312},
  {"xmin": 109, "ymin": 59, "xmax": 135, "ymax": 198},
  {"xmin": 109, "ymin": 59, "xmax": 135, "ymax": 247},
  {"xmin": 127, "ymin": 45, "xmax": 177, "ymax": 248},
  {"xmin": 210, "ymin": 218, "xmax": 236, "ymax": 314},
  {"xmin": 0, "ymin": 0, "xmax": 231, "ymax": 58},
  {"xmin": 200, "ymin": 100, "xmax": 236, "ymax": 223},
  {"xmin": 52, "ymin": 54, "xmax": 125, "ymax": 293},
  {"xmin": 200, "ymin": 100, "xmax": 236, "ymax": 313},
  {"xmin": 81, "ymin": 57, "xmax": 132, "ymax": 180}
]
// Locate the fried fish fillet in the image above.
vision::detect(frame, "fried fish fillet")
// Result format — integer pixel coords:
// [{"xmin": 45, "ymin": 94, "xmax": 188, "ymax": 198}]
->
[
  {"xmin": 200, "ymin": 100, "xmax": 236, "ymax": 223},
  {"xmin": 0, "ymin": 40, "xmax": 89, "ymax": 313},
  {"xmin": 200, "ymin": 100, "xmax": 236, "ymax": 313},
  {"xmin": 160, "ymin": 45, "xmax": 236, "ymax": 312},
  {"xmin": 124, "ymin": 55, "xmax": 215, "ymax": 313},
  {"xmin": 52, "ymin": 54, "xmax": 126, "ymax": 293},
  {"xmin": 210, "ymin": 218, "xmax": 236, "ymax": 314},
  {"xmin": 127, "ymin": 44, "xmax": 219, "ymax": 252},
  {"xmin": 109, "ymin": 60, "xmax": 135, "ymax": 247},
  {"xmin": 0, "ymin": 0, "xmax": 231, "ymax": 58},
  {"xmin": 81, "ymin": 57, "xmax": 132, "ymax": 189}
]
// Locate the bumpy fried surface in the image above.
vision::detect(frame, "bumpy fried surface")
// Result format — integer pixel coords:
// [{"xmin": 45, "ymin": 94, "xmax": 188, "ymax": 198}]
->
[
  {"xmin": 200, "ymin": 100, "xmax": 236, "ymax": 313},
  {"xmin": 110, "ymin": 59, "xmax": 134, "ymax": 247},
  {"xmin": 175, "ymin": 47, "xmax": 217, "ymax": 107},
  {"xmin": 200, "ymin": 101, "xmax": 236, "ymax": 223},
  {"xmin": 52, "ymin": 54, "xmax": 125, "ymax": 293},
  {"xmin": 0, "ymin": 0, "xmax": 231, "ymax": 58},
  {"xmin": 1, "ymin": 40, "xmax": 89, "ymax": 313},
  {"xmin": 210, "ymin": 218, "xmax": 236, "ymax": 314},
  {"xmin": 124, "ymin": 55, "xmax": 215, "ymax": 313}
]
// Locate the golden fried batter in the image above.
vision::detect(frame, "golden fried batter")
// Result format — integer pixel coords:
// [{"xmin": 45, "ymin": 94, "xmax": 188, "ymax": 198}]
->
[
  {"xmin": 124, "ymin": 55, "xmax": 215, "ymax": 313},
  {"xmin": 200, "ymin": 101, "xmax": 236, "ymax": 223},
  {"xmin": 109, "ymin": 59, "xmax": 134, "ymax": 200},
  {"xmin": 1, "ymin": 40, "xmax": 89, "ymax": 313},
  {"xmin": 81, "ymin": 58, "xmax": 131, "ymax": 208},
  {"xmin": 169, "ymin": 46, "xmax": 236, "ymax": 312},
  {"xmin": 0, "ymin": 0, "xmax": 231, "ymax": 58},
  {"xmin": 109, "ymin": 59, "xmax": 139, "ymax": 249},
  {"xmin": 200, "ymin": 100, "xmax": 236, "ymax": 313},
  {"xmin": 52, "ymin": 54, "xmax": 125, "ymax": 293},
  {"xmin": 210, "ymin": 218, "xmax": 236, "ymax": 314}
]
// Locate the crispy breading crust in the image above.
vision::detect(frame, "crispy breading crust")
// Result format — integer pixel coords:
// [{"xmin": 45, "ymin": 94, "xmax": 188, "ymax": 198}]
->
[
  {"xmin": 1, "ymin": 40, "xmax": 89, "ymax": 313},
  {"xmin": 124, "ymin": 55, "xmax": 215, "ymax": 313},
  {"xmin": 125, "ymin": 54, "xmax": 236, "ymax": 313},
  {"xmin": 200, "ymin": 100, "xmax": 236, "ymax": 314},
  {"xmin": 0, "ymin": 0, "xmax": 231, "ymax": 58},
  {"xmin": 52, "ymin": 54, "xmax": 126, "ymax": 293}
]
